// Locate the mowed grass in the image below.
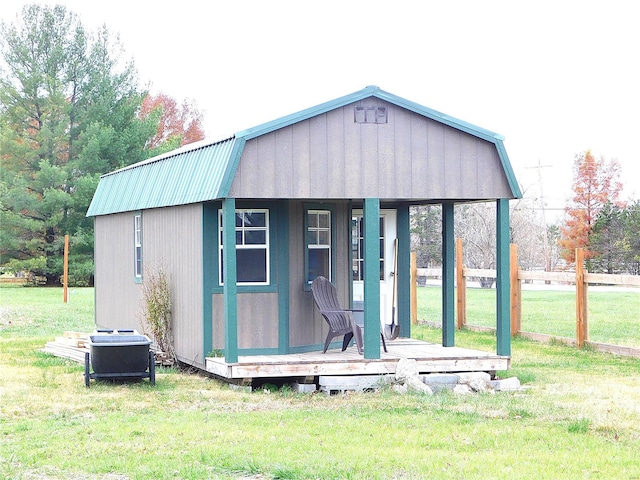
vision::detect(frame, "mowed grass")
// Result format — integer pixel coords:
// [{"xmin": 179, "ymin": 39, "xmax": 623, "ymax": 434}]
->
[
  {"xmin": 0, "ymin": 284, "xmax": 95, "ymax": 337},
  {"xmin": 1, "ymin": 285, "xmax": 640, "ymax": 479},
  {"xmin": 417, "ymin": 286, "xmax": 640, "ymax": 348}
]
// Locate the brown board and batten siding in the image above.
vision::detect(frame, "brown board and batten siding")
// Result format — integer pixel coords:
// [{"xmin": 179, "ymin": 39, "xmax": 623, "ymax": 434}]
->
[
  {"xmin": 287, "ymin": 202, "xmax": 314, "ymax": 348},
  {"xmin": 144, "ymin": 204, "xmax": 204, "ymax": 366},
  {"xmin": 228, "ymin": 100, "xmax": 512, "ymax": 201},
  {"xmin": 211, "ymin": 293, "xmax": 279, "ymax": 351},
  {"xmin": 94, "ymin": 212, "xmax": 141, "ymax": 330},
  {"xmin": 94, "ymin": 204, "xmax": 205, "ymax": 367}
]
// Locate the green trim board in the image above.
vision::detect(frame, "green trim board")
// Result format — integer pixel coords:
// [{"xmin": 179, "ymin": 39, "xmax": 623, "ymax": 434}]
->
[
  {"xmin": 363, "ymin": 198, "xmax": 381, "ymax": 359},
  {"xmin": 202, "ymin": 202, "xmax": 218, "ymax": 359},
  {"xmin": 212, "ymin": 337, "xmax": 363, "ymax": 356},
  {"xmin": 288, "ymin": 342, "xmax": 344, "ymax": 354},
  {"xmin": 218, "ymin": 137, "xmax": 246, "ymax": 199},
  {"xmin": 222, "ymin": 198, "xmax": 238, "ymax": 363},
  {"xmin": 276, "ymin": 203, "xmax": 290, "ymax": 353},
  {"xmin": 396, "ymin": 205, "xmax": 411, "ymax": 338},
  {"xmin": 212, "ymin": 285, "xmax": 277, "ymax": 294},
  {"xmin": 237, "ymin": 347, "xmax": 279, "ymax": 356},
  {"xmin": 495, "ymin": 141, "xmax": 522, "ymax": 199},
  {"xmin": 213, "ymin": 339, "xmax": 348, "ymax": 359},
  {"xmin": 442, "ymin": 203, "xmax": 455, "ymax": 347},
  {"xmin": 496, "ymin": 199, "xmax": 511, "ymax": 356}
]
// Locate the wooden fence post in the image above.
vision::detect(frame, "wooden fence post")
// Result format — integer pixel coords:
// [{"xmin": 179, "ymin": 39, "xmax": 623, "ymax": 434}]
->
[
  {"xmin": 510, "ymin": 243, "xmax": 520, "ymax": 336},
  {"xmin": 456, "ymin": 238, "xmax": 466, "ymax": 329},
  {"xmin": 575, "ymin": 247, "xmax": 588, "ymax": 347},
  {"xmin": 410, "ymin": 252, "xmax": 417, "ymax": 325}
]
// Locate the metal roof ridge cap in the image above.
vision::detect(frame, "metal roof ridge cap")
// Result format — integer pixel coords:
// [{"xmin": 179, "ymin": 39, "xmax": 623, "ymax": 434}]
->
[
  {"xmin": 372, "ymin": 89, "xmax": 505, "ymax": 141},
  {"xmin": 235, "ymin": 85, "xmax": 380, "ymax": 140},
  {"xmin": 99, "ymin": 136, "xmax": 236, "ymax": 178}
]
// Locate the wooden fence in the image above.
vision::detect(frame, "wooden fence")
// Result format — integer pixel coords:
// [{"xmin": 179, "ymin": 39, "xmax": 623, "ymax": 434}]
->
[{"xmin": 411, "ymin": 241, "xmax": 640, "ymax": 356}]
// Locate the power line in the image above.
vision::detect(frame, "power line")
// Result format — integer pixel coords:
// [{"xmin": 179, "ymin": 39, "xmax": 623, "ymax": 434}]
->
[{"xmin": 525, "ymin": 160, "xmax": 553, "ymax": 271}]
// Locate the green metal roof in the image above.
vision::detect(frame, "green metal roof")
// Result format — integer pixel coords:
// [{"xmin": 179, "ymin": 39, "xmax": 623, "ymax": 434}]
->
[
  {"xmin": 86, "ymin": 137, "xmax": 241, "ymax": 216},
  {"xmin": 87, "ymin": 86, "xmax": 521, "ymax": 217}
]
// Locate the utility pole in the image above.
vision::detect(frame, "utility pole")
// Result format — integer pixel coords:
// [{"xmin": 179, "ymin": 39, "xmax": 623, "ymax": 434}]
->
[{"xmin": 526, "ymin": 159, "xmax": 553, "ymax": 274}]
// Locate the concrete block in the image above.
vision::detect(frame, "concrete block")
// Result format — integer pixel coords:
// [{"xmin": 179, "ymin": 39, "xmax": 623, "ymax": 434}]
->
[
  {"xmin": 489, "ymin": 377, "xmax": 521, "ymax": 391},
  {"xmin": 291, "ymin": 382, "xmax": 317, "ymax": 394},
  {"xmin": 319, "ymin": 374, "xmax": 389, "ymax": 394},
  {"xmin": 420, "ymin": 373, "xmax": 460, "ymax": 391}
]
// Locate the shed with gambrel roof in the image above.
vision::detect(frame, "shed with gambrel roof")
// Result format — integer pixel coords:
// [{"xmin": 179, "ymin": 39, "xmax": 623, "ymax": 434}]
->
[{"xmin": 88, "ymin": 85, "xmax": 521, "ymax": 375}]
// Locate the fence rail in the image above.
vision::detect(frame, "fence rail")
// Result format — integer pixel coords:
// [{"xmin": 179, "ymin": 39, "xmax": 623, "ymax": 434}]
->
[{"xmin": 411, "ymin": 241, "xmax": 640, "ymax": 357}]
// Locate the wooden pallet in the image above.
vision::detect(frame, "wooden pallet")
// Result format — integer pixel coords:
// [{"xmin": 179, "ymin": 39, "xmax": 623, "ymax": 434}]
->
[
  {"xmin": 42, "ymin": 331, "xmax": 174, "ymax": 366},
  {"xmin": 43, "ymin": 340, "xmax": 88, "ymax": 363}
]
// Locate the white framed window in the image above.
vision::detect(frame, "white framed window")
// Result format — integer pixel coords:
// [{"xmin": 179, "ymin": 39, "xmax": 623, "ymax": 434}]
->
[
  {"xmin": 219, "ymin": 209, "xmax": 269, "ymax": 285},
  {"xmin": 134, "ymin": 213, "xmax": 142, "ymax": 280},
  {"xmin": 306, "ymin": 209, "xmax": 331, "ymax": 283}
]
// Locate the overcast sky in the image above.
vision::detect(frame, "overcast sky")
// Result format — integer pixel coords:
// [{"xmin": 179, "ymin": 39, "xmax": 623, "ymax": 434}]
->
[{"xmin": 3, "ymin": 1, "xmax": 639, "ymax": 217}]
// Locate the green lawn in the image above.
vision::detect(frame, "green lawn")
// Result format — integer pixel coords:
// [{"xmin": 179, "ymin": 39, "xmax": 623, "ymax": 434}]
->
[
  {"xmin": 1, "ymin": 285, "xmax": 640, "ymax": 479},
  {"xmin": 416, "ymin": 286, "xmax": 640, "ymax": 348},
  {"xmin": 0, "ymin": 284, "xmax": 95, "ymax": 337}
]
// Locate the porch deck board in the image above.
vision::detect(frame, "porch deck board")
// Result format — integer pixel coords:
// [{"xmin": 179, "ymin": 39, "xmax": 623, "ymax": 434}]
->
[{"xmin": 205, "ymin": 338, "xmax": 509, "ymax": 380}]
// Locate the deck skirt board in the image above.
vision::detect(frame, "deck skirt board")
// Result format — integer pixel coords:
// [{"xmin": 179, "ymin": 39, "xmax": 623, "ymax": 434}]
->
[{"xmin": 205, "ymin": 338, "xmax": 509, "ymax": 380}]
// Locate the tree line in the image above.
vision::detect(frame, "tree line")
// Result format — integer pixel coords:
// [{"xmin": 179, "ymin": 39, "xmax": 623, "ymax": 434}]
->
[
  {"xmin": 411, "ymin": 150, "xmax": 640, "ymax": 280},
  {"xmin": 2, "ymin": 5, "xmax": 637, "ymax": 286},
  {"xmin": 0, "ymin": 4, "xmax": 204, "ymax": 285}
]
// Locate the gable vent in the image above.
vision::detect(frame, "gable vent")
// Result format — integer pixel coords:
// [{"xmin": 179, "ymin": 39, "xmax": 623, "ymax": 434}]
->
[{"xmin": 354, "ymin": 105, "xmax": 388, "ymax": 124}]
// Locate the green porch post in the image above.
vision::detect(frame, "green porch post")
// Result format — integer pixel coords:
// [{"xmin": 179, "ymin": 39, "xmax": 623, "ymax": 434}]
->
[
  {"xmin": 442, "ymin": 203, "xmax": 455, "ymax": 347},
  {"xmin": 496, "ymin": 199, "xmax": 511, "ymax": 356},
  {"xmin": 363, "ymin": 198, "xmax": 381, "ymax": 359},
  {"xmin": 276, "ymin": 203, "xmax": 290, "ymax": 353},
  {"xmin": 397, "ymin": 205, "xmax": 411, "ymax": 338},
  {"xmin": 222, "ymin": 198, "xmax": 238, "ymax": 363}
]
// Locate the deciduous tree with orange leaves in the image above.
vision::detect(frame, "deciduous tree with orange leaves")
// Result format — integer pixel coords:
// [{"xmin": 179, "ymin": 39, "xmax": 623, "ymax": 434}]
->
[
  {"xmin": 139, "ymin": 92, "xmax": 205, "ymax": 155},
  {"xmin": 558, "ymin": 150, "xmax": 623, "ymax": 264}
]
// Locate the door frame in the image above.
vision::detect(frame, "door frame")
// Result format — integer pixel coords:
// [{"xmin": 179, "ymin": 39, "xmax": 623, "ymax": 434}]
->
[{"xmin": 351, "ymin": 209, "xmax": 397, "ymax": 328}]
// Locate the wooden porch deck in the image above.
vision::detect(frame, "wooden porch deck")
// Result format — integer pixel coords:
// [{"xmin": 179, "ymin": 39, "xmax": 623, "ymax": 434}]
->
[{"xmin": 205, "ymin": 338, "xmax": 510, "ymax": 383}]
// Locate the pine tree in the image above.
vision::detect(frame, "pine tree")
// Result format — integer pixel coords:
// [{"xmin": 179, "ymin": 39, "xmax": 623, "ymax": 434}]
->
[{"xmin": 0, "ymin": 5, "xmax": 157, "ymax": 285}]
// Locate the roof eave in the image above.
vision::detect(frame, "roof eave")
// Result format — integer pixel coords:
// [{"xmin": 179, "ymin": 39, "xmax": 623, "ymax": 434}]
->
[
  {"xmin": 235, "ymin": 85, "xmax": 505, "ymax": 144},
  {"xmin": 235, "ymin": 85, "xmax": 381, "ymax": 140}
]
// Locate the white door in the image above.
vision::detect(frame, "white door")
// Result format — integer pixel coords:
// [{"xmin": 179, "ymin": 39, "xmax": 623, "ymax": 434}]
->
[{"xmin": 351, "ymin": 209, "xmax": 397, "ymax": 329}]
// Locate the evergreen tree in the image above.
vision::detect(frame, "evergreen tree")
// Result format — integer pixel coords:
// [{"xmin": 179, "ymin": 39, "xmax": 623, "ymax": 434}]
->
[
  {"xmin": 623, "ymin": 200, "xmax": 640, "ymax": 275},
  {"xmin": 588, "ymin": 202, "xmax": 627, "ymax": 274},
  {"xmin": 0, "ymin": 4, "xmax": 157, "ymax": 285},
  {"xmin": 410, "ymin": 205, "xmax": 442, "ymax": 268}
]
